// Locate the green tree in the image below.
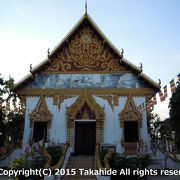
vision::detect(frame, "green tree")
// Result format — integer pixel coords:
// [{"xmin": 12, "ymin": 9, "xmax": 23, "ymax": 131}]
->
[
  {"xmin": 147, "ymin": 108, "xmax": 173, "ymax": 152},
  {"xmin": 0, "ymin": 74, "xmax": 24, "ymax": 151},
  {"xmin": 0, "ymin": 75, "xmax": 6, "ymax": 147},
  {"xmin": 0, "ymin": 107, "xmax": 6, "ymax": 147},
  {"xmin": 169, "ymin": 84, "xmax": 180, "ymax": 151},
  {"xmin": 147, "ymin": 111, "xmax": 160, "ymax": 141}
]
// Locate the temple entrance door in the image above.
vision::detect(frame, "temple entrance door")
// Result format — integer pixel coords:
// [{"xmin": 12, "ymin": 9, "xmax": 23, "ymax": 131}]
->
[
  {"xmin": 75, "ymin": 121, "xmax": 96, "ymax": 155},
  {"xmin": 33, "ymin": 122, "xmax": 47, "ymax": 142},
  {"xmin": 124, "ymin": 121, "xmax": 138, "ymax": 142}
]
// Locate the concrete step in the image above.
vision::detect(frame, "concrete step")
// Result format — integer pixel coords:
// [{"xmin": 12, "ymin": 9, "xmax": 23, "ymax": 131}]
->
[
  {"xmin": 66, "ymin": 156, "xmax": 95, "ymax": 168},
  {"xmin": 62, "ymin": 155, "xmax": 96, "ymax": 180}
]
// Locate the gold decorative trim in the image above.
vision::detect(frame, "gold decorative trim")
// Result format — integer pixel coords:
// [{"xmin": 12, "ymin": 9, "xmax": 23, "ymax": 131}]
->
[
  {"xmin": 53, "ymin": 94, "xmax": 73, "ymax": 110},
  {"xmin": 96, "ymin": 95, "xmax": 113, "ymax": 109},
  {"xmin": 20, "ymin": 96, "xmax": 26, "ymax": 106},
  {"xmin": 82, "ymin": 109, "xmax": 90, "ymax": 119},
  {"xmin": 16, "ymin": 88, "xmax": 155, "ymax": 99},
  {"xmin": 30, "ymin": 96, "xmax": 52, "ymax": 128},
  {"xmin": 45, "ymin": 26, "xmax": 125, "ymax": 73},
  {"xmin": 113, "ymin": 94, "xmax": 119, "ymax": 106},
  {"xmin": 119, "ymin": 97, "xmax": 142, "ymax": 146},
  {"xmin": 66, "ymin": 94, "xmax": 104, "ymax": 146},
  {"xmin": 19, "ymin": 96, "xmax": 26, "ymax": 114},
  {"xmin": 119, "ymin": 96, "xmax": 142, "ymax": 128},
  {"xmin": 45, "ymin": 70, "xmax": 130, "ymax": 74},
  {"xmin": 67, "ymin": 94, "xmax": 104, "ymax": 122},
  {"xmin": 13, "ymin": 14, "xmax": 160, "ymax": 92}
]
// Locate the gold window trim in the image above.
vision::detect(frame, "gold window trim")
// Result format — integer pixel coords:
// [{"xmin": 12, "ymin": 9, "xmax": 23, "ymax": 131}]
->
[
  {"xmin": 119, "ymin": 96, "xmax": 142, "ymax": 128},
  {"xmin": 30, "ymin": 96, "xmax": 52, "ymax": 128},
  {"xmin": 119, "ymin": 97, "xmax": 142, "ymax": 147}
]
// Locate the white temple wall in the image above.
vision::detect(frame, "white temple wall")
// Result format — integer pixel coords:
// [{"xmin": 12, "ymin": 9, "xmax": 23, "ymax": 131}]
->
[
  {"xmin": 93, "ymin": 96, "xmax": 115, "ymax": 144},
  {"xmin": 114, "ymin": 96, "xmax": 127, "ymax": 153},
  {"xmin": 113, "ymin": 96, "xmax": 150, "ymax": 153},
  {"xmin": 45, "ymin": 97, "xmax": 61, "ymax": 143},
  {"xmin": 23, "ymin": 94, "xmax": 150, "ymax": 153},
  {"xmin": 46, "ymin": 96, "xmax": 78, "ymax": 144},
  {"xmin": 23, "ymin": 96, "xmax": 78, "ymax": 148},
  {"xmin": 133, "ymin": 97, "xmax": 150, "ymax": 151}
]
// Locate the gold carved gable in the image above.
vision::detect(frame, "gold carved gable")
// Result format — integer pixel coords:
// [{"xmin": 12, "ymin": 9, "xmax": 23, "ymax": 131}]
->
[
  {"xmin": 66, "ymin": 94, "xmax": 104, "ymax": 122},
  {"xmin": 30, "ymin": 96, "xmax": 52, "ymax": 127},
  {"xmin": 45, "ymin": 25, "xmax": 126, "ymax": 73},
  {"xmin": 119, "ymin": 97, "xmax": 142, "ymax": 128}
]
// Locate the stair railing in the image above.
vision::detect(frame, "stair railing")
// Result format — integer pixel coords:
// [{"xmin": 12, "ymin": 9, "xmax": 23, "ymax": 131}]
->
[
  {"xmin": 96, "ymin": 143, "xmax": 114, "ymax": 170},
  {"xmin": 44, "ymin": 142, "xmax": 69, "ymax": 170}
]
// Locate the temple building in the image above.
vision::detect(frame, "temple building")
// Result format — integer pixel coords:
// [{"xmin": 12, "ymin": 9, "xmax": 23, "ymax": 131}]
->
[{"xmin": 13, "ymin": 12, "xmax": 160, "ymax": 155}]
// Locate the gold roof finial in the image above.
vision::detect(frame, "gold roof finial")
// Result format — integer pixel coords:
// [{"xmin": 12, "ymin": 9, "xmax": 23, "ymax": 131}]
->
[{"xmin": 85, "ymin": 0, "xmax": 87, "ymax": 14}]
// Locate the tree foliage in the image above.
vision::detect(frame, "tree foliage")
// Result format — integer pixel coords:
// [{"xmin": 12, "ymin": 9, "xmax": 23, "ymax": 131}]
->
[
  {"xmin": 147, "ymin": 108, "xmax": 173, "ymax": 152},
  {"xmin": 169, "ymin": 84, "xmax": 180, "ymax": 150},
  {"xmin": 0, "ymin": 74, "xmax": 24, "ymax": 154}
]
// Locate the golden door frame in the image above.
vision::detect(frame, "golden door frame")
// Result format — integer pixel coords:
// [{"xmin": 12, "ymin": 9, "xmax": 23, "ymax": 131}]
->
[{"xmin": 66, "ymin": 94, "xmax": 104, "ymax": 147}]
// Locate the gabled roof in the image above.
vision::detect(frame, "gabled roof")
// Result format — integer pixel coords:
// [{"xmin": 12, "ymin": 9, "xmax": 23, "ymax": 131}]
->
[{"xmin": 13, "ymin": 13, "xmax": 160, "ymax": 92}]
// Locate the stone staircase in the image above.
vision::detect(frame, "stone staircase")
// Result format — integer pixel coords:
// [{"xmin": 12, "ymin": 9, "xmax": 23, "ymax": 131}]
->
[
  {"xmin": 62, "ymin": 155, "xmax": 96, "ymax": 180},
  {"xmin": 123, "ymin": 143, "xmax": 137, "ymax": 155}
]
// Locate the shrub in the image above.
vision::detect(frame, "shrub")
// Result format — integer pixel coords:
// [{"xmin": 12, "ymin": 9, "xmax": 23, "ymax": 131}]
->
[
  {"xmin": 10, "ymin": 155, "xmax": 30, "ymax": 170},
  {"xmin": 100, "ymin": 150, "xmax": 152, "ymax": 171},
  {"xmin": 46, "ymin": 145, "xmax": 62, "ymax": 166}
]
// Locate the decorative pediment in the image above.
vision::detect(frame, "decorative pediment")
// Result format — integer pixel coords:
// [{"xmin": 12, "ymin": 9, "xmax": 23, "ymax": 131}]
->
[
  {"xmin": 119, "ymin": 97, "xmax": 142, "ymax": 128},
  {"xmin": 45, "ymin": 25, "xmax": 126, "ymax": 73},
  {"xmin": 66, "ymin": 94, "xmax": 104, "ymax": 122},
  {"xmin": 30, "ymin": 96, "xmax": 52, "ymax": 127},
  {"xmin": 13, "ymin": 14, "xmax": 160, "ymax": 92}
]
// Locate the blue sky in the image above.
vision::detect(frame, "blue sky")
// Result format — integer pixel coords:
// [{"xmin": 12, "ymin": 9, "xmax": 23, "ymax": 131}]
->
[{"xmin": 0, "ymin": 0, "xmax": 179, "ymax": 119}]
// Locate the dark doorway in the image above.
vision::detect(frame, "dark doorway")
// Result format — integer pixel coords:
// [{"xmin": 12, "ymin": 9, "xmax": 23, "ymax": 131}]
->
[
  {"xmin": 124, "ymin": 121, "xmax": 138, "ymax": 142},
  {"xmin": 33, "ymin": 122, "xmax": 47, "ymax": 142},
  {"xmin": 75, "ymin": 121, "xmax": 96, "ymax": 155}
]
